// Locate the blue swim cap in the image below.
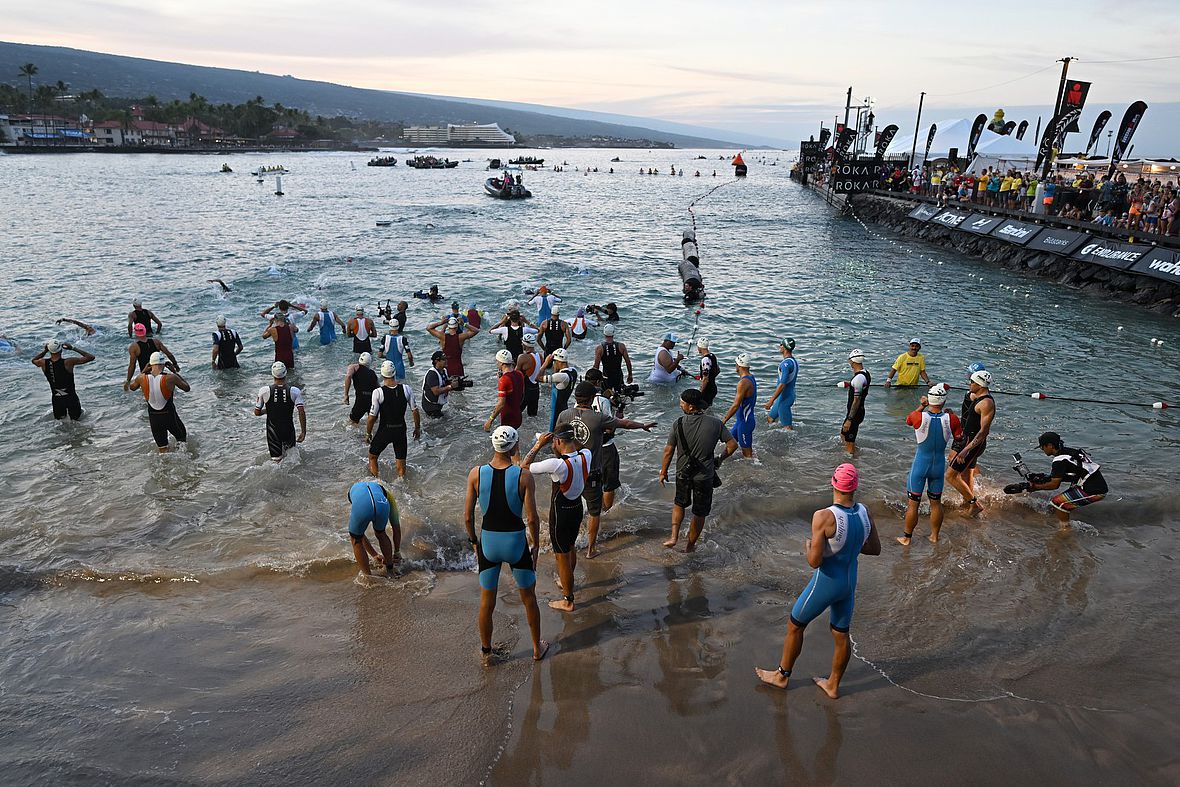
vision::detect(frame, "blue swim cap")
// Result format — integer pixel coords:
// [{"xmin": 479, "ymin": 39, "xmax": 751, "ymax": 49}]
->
[{"xmin": 967, "ymin": 362, "xmax": 987, "ymax": 373}]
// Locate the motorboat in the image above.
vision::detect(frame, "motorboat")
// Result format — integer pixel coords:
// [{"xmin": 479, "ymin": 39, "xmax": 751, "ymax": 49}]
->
[
  {"xmin": 406, "ymin": 156, "xmax": 458, "ymax": 169},
  {"xmin": 367, "ymin": 156, "xmax": 398, "ymax": 167},
  {"xmin": 484, "ymin": 177, "xmax": 532, "ymax": 199}
]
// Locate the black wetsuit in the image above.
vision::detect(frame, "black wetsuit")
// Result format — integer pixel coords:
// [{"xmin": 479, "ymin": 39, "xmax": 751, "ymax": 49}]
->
[
  {"xmin": 599, "ymin": 341, "xmax": 624, "ymax": 391},
  {"xmin": 370, "ymin": 384, "xmax": 410, "ymax": 460},
  {"xmin": 213, "ymin": 328, "xmax": 241, "ymax": 370},
  {"xmin": 132, "ymin": 308, "xmax": 153, "ymax": 335},
  {"xmin": 349, "ymin": 365, "xmax": 379, "ymax": 423},
  {"xmin": 543, "ymin": 321, "xmax": 566, "ymax": 354},
  {"xmin": 135, "ymin": 339, "xmax": 157, "ymax": 372},
  {"xmin": 700, "ymin": 352, "xmax": 720, "ymax": 406},
  {"xmin": 951, "ymin": 393, "xmax": 993, "ymax": 471},
  {"xmin": 842, "ymin": 370, "xmax": 870, "ymax": 442},
  {"xmin": 43, "ymin": 357, "xmax": 81, "ymax": 420},
  {"xmin": 505, "ymin": 325, "xmax": 524, "ymax": 359},
  {"xmin": 264, "ymin": 384, "xmax": 297, "ymax": 458}
]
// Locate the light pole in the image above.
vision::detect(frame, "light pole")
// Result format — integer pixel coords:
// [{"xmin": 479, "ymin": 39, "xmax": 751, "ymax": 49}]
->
[
  {"xmin": 1106, "ymin": 129, "xmax": 1113, "ymax": 158},
  {"xmin": 909, "ymin": 92, "xmax": 926, "ymax": 170}
]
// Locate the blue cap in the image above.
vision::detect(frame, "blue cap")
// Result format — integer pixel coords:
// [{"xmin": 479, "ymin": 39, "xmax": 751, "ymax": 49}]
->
[
  {"xmin": 967, "ymin": 362, "xmax": 987, "ymax": 373},
  {"xmin": 663, "ymin": 332, "xmax": 679, "ymax": 343}
]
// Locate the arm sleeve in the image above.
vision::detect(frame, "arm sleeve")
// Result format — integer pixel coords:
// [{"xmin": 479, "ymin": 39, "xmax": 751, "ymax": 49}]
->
[
  {"xmin": 784, "ymin": 359, "xmax": 798, "ymax": 386},
  {"xmin": 497, "ymin": 375, "xmax": 510, "ymax": 399},
  {"xmin": 291, "ymin": 387, "xmax": 305, "ymax": 408},
  {"xmin": 852, "ymin": 373, "xmax": 868, "ymax": 394},
  {"xmin": 369, "ymin": 388, "xmax": 383, "ymax": 418},
  {"xmin": 403, "ymin": 384, "xmax": 417, "ymax": 410},
  {"xmin": 528, "ymin": 458, "xmax": 567, "ymax": 479},
  {"xmin": 256, "ymin": 386, "xmax": 270, "ymax": 408},
  {"xmin": 906, "ymin": 410, "xmax": 922, "ymax": 429},
  {"xmin": 490, "ymin": 327, "xmax": 507, "ymax": 340}
]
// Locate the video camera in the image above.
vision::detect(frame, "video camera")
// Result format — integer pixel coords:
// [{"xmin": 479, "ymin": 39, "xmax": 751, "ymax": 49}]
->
[
  {"xmin": 451, "ymin": 375, "xmax": 475, "ymax": 390},
  {"xmin": 609, "ymin": 383, "xmax": 644, "ymax": 414},
  {"xmin": 377, "ymin": 300, "xmax": 394, "ymax": 322},
  {"xmin": 1003, "ymin": 452, "xmax": 1050, "ymax": 494}
]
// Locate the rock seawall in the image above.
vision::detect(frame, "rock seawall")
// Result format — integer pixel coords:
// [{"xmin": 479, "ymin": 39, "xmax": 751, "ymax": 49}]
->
[{"xmin": 848, "ymin": 193, "xmax": 1180, "ymax": 318}]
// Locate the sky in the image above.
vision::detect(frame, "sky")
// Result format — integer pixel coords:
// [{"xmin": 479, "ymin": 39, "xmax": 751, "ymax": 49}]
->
[{"xmin": 6, "ymin": 0, "xmax": 1180, "ymax": 145}]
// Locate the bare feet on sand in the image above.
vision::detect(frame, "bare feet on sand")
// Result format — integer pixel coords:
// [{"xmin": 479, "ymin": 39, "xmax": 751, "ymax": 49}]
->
[
  {"xmin": 685, "ymin": 541, "xmax": 697, "ymax": 553},
  {"xmin": 585, "ymin": 545, "xmax": 597, "ymax": 559},
  {"xmin": 533, "ymin": 640, "xmax": 550, "ymax": 661},
  {"xmin": 754, "ymin": 667, "xmax": 790, "ymax": 689},
  {"xmin": 928, "ymin": 533, "xmax": 939, "ymax": 544},
  {"xmin": 812, "ymin": 676, "xmax": 839, "ymax": 699},
  {"xmin": 548, "ymin": 598, "xmax": 575, "ymax": 612},
  {"xmin": 895, "ymin": 535, "xmax": 912, "ymax": 546}
]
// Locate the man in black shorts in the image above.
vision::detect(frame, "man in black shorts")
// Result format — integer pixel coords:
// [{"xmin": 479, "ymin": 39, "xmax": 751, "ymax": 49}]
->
[
  {"xmin": 659, "ymin": 389, "xmax": 738, "ymax": 552},
  {"xmin": 947, "ymin": 368, "xmax": 995, "ymax": 516},
  {"xmin": 366, "ymin": 360, "xmax": 420, "ymax": 478},
  {"xmin": 343, "ymin": 352, "xmax": 379, "ymax": 424},
  {"xmin": 420, "ymin": 351, "xmax": 454, "ymax": 418},
  {"xmin": 841, "ymin": 349, "xmax": 870, "ymax": 453},
  {"xmin": 32, "ymin": 339, "xmax": 95, "ymax": 420}
]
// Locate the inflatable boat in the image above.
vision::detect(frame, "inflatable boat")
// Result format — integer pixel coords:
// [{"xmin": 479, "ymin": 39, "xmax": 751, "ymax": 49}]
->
[{"xmin": 485, "ymin": 177, "xmax": 532, "ymax": 199}]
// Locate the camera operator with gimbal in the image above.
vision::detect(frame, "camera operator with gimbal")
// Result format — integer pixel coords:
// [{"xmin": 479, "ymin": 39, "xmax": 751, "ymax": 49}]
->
[{"xmin": 1008, "ymin": 431, "xmax": 1107, "ymax": 528}]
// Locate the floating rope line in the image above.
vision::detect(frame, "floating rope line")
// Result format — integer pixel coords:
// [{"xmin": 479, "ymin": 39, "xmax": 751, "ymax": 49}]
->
[
  {"xmin": 687, "ymin": 178, "xmax": 739, "ymax": 233},
  {"xmin": 825, "ymin": 381, "xmax": 1168, "ymax": 409}
]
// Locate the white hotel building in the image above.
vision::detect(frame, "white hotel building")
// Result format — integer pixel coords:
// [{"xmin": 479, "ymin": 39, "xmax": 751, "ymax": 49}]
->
[{"xmin": 402, "ymin": 122, "xmax": 515, "ymax": 147}]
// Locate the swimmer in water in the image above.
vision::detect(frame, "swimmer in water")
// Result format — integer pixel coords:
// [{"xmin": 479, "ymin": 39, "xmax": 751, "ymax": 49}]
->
[
  {"xmin": 127, "ymin": 298, "xmax": 162, "ymax": 337},
  {"xmin": 207, "ymin": 279, "xmax": 232, "ymax": 293},
  {"xmin": 721, "ymin": 354, "xmax": 757, "ymax": 458},
  {"xmin": 755, "ymin": 464, "xmax": 880, "ymax": 699},
  {"xmin": 55, "ymin": 318, "xmax": 97, "ymax": 337},
  {"xmin": 898, "ymin": 384, "xmax": 962, "ymax": 545},
  {"xmin": 464, "ymin": 426, "xmax": 547, "ymax": 662},
  {"xmin": 33, "ymin": 339, "xmax": 95, "ymax": 420},
  {"xmin": 413, "ymin": 285, "xmax": 444, "ymax": 303},
  {"xmin": 346, "ymin": 479, "xmax": 402, "ymax": 577},
  {"xmin": 253, "ymin": 361, "xmax": 306, "ymax": 462},
  {"xmin": 125, "ymin": 323, "xmax": 179, "ymax": 390},
  {"xmin": 128, "ymin": 352, "xmax": 191, "ymax": 453}
]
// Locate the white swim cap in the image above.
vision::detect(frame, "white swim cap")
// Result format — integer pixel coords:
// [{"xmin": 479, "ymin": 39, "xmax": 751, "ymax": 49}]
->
[
  {"xmin": 551, "ymin": 305, "xmax": 560, "ymax": 315},
  {"xmin": 522, "ymin": 332, "xmax": 535, "ymax": 345},
  {"xmin": 927, "ymin": 383, "xmax": 948, "ymax": 406},
  {"xmin": 552, "ymin": 348, "xmax": 568, "ymax": 362},
  {"xmin": 496, "ymin": 349, "xmax": 514, "ymax": 364},
  {"xmin": 447, "ymin": 317, "xmax": 459, "ymax": 329},
  {"xmin": 735, "ymin": 352, "xmax": 751, "ymax": 368},
  {"xmin": 358, "ymin": 352, "xmax": 372, "ymax": 367},
  {"xmin": 697, "ymin": 337, "xmax": 710, "ymax": 349},
  {"xmin": 355, "ymin": 304, "xmax": 364, "ymax": 313},
  {"xmin": 970, "ymin": 370, "xmax": 993, "ymax": 388},
  {"xmin": 603, "ymin": 324, "xmax": 616, "ymax": 337},
  {"xmin": 386, "ymin": 320, "xmax": 398, "ymax": 332},
  {"xmin": 380, "ymin": 360, "xmax": 396, "ymax": 378},
  {"xmin": 271, "ymin": 361, "xmax": 287, "ymax": 378},
  {"xmin": 320, "ymin": 300, "xmax": 328, "ymax": 309},
  {"xmin": 491, "ymin": 425, "xmax": 519, "ymax": 453},
  {"xmin": 216, "ymin": 315, "xmax": 227, "ymax": 327},
  {"xmin": 149, "ymin": 351, "xmax": 167, "ymax": 366},
  {"xmin": 46, "ymin": 339, "xmax": 61, "ymax": 354},
  {"xmin": 133, "ymin": 297, "xmax": 142, "ymax": 307},
  {"xmin": 848, "ymin": 348, "xmax": 865, "ymax": 362}
]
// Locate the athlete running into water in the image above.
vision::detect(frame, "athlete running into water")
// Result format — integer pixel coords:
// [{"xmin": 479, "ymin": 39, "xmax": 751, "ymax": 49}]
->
[
  {"xmin": 125, "ymin": 323, "xmax": 178, "ymax": 390},
  {"xmin": 262, "ymin": 312, "xmax": 298, "ymax": 370},
  {"xmin": 253, "ymin": 361, "xmax": 306, "ymax": 461},
  {"xmin": 346, "ymin": 479, "xmax": 401, "ymax": 576},
  {"xmin": 765, "ymin": 338, "xmax": 798, "ymax": 428},
  {"xmin": 346, "ymin": 305, "xmax": 376, "ymax": 355},
  {"xmin": 211, "ymin": 316, "xmax": 243, "ymax": 370},
  {"xmin": 426, "ymin": 317, "xmax": 479, "ymax": 379},
  {"xmin": 366, "ymin": 361, "xmax": 420, "ymax": 478},
  {"xmin": 464, "ymin": 426, "xmax": 548, "ymax": 662},
  {"xmin": 486, "ymin": 350, "xmax": 525, "ymax": 431},
  {"xmin": 33, "ymin": 340, "xmax": 95, "ymax": 420},
  {"xmin": 947, "ymin": 368, "xmax": 995, "ymax": 516},
  {"xmin": 897, "ymin": 384, "xmax": 962, "ymax": 545},
  {"xmin": 755, "ymin": 464, "xmax": 881, "ymax": 698},
  {"xmin": 128, "ymin": 352, "xmax": 190, "ymax": 452},
  {"xmin": 721, "ymin": 354, "xmax": 756, "ymax": 458},
  {"xmin": 307, "ymin": 301, "xmax": 347, "ymax": 346},
  {"xmin": 695, "ymin": 338, "xmax": 720, "ymax": 407},
  {"xmin": 378, "ymin": 322, "xmax": 413, "ymax": 380},
  {"xmin": 343, "ymin": 352, "xmax": 380, "ymax": 424},
  {"xmin": 592, "ymin": 324, "xmax": 633, "ymax": 392},
  {"xmin": 126, "ymin": 298, "xmax": 162, "ymax": 337}
]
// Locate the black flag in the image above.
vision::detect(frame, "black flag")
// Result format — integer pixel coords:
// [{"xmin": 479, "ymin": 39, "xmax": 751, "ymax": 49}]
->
[
  {"xmin": 1060, "ymin": 80, "xmax": 1091, "ymax": 133},
  {"xmin": 1035, "ymin": 114, "xmax": 1061, "ymax": 175},
  {"xmin": 1001, "ymin": 120, "xmax": 1016, "ymax": 136},
  {"xmin": 965, "ymin": 113, "xmax": 987, "ymax": 162},
  {"xmin": 1015, "ymin": 120, "xmax": 1029, "ymax": 140},
  {"xmin": 922, "ymin": 123, "xmax": 937, "ymax": 164},
  {"xmin": 874, "ymin": 124, "xmax": 899, "ymax": 158},
  {"xmin": 818, "ymin": 127, "xmax": 831, "ymax": 146},
  {"xmin": 834, "ymin": 126, "xmax": 856, "ymax": 159},
  {"xmin": 1108, "ymin": 101, "xmax": 1147, "ymax": 176},
  {"xmin": 1036, "ymin": 107, "xmax": 1081, "ymax": 179},
  {"xmin": 1085, "ymin": 110, "xmax": 1112, "ymax": 155}
]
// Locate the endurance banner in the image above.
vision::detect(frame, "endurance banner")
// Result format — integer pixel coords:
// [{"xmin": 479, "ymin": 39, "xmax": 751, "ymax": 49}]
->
[
  {"xmin": 1071, "ymin": 238, "xmax": 1149, "ymax": 270},
  {"xmin": 989, "ymin": 219, "xmax": 1042, "ymax": 246},
  {"xmin": 875, "ymin": 124, "xmax": 899, "ymax": 159},
  {"xmin": 965, "ymin": 114, "xmax": 987, "ymax": 162},
  {"xmin": 1108, "ymin": 101, "xmax": 1148, "ymax": 177},
  {"xmin": 907, "ymin": 203, "xmax": 941, "ymax": 222},
  {"xmin": 1026, "ymin": 227, "xmax": 1087, "ymax": 256},
  {"xmin": 962, "ymin": 213, "xmax": 1003, "ymax": 235},
  {"xmin": 1085, "ymin": 110, "xmax": 1112, "ymax": 155},
  {"xmin": 929, "ymin": 208, "xmax": 971, "ymax": 228},
  {"xmin": 1129, "ymin": 247, "xmax": 1180, "ymax": 283}
]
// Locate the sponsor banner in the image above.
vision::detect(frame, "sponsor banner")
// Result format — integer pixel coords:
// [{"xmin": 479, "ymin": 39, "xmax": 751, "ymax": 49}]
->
[
  {"xmin": 989, "ymin": 219, "xmax": 1042, "ymax": 246},
  {"xmin": 923, "ymin": 123, "xmax": 936, "ymax": 162},
  {"xmin": 800, "ymin": 141, "xmax": 824, "ymax": 165},
  {"xmin": 929, "ymin": 208, "xmax": 971, "ymax": 228},
  {"xmin": 1108, "ymin": 101, "xmax": 1148, "ymax": 178},
  {"xmin": 1085, "ymin": 110, "xmax": 1112, "ymax": 155},
  {"xmin": 818, "ymin": 128, "xmax": 831, "ymax": 146},
  {"xmin": 1071, "ymin": 238, "xmax": 1150, "ymax": 271},
  {"xmin": 875, "ymin": 124, "xmax": 899, "ymax": 159},
  {"xmin": 834, "ymin": 127, "xmax": 856, "ymax": 158},
  {"xmin": 1015, "ymin": 119, "xmax": 1029, "ymax": 140},
  {"xmin": 1129, "ymin": 247, "xmax": 1180, "ymax": 283},
  {"xmin": 962, "ymin": 213, "xmax": 1003, "ymax": 235},
  {"xmin": 965, "ymin": 114, "xmax": 987, "ymax": 162},
  {"xmin": 907, "ymin": 203, "xmax": 941, "ymax": 222},
  {"xmin": 1026, "ymin": 227, "xmax": 1087, "ymax": 256},
  {"xmin": 831, "ymin": 161, "xmax": 883, "ymax": 194},
  {"xmin": 1060, "ymin": 80, "xmax": 1091, "ymax": 133}
]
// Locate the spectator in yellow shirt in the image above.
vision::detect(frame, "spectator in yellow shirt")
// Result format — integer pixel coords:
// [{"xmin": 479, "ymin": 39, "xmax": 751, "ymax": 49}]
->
[{"xmin": 884, "ymin": 339, "xmax": 931, "ymax": 388}]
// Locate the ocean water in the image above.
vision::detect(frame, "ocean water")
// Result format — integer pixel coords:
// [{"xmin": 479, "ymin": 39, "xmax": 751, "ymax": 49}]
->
[{"xmin": 1, "ymin": 148, "xmax": 1177, "ymax": 784}]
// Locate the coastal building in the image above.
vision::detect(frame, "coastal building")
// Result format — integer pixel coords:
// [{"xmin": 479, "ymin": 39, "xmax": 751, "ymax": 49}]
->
[
  {"xmin": 0, "ymin": 113, "xmax": 90, "ymax": 146},
  {"xmin": 402, "ymin": 122, "xmax": 515, "ymax": 147},
  {"xmin": 92, "ymin": 119, "xmax": 142, "ymax": 146}
]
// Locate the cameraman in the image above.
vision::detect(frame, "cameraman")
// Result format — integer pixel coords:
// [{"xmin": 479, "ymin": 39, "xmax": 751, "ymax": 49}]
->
[
  {"xmin": 421, "ymin": 350, "xmax": 457, "ymax": 418},
  {"xmin": 1026, "ymin": 432, "xmax": 1108, "ymax": 527}
]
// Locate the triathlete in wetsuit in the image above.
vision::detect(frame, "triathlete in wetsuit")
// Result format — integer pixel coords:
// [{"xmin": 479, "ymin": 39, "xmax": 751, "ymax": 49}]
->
[
  {"xmin": 33, "ymin": 340, "xmax": 94, "ymax": 420},
  {"xmin": 947, "ymin": 369, "xmax": 995, "ymax": 515},
  {"xmin": 126, "ymin": 298, "xmax": 162, "ymax": 337},
  {"xmin": 841, "ymin": 349, "xmax": 870, "ymax": 451},
  {"xmin": 898, "ymin": 384, "xmax": 962, "ymax": 545},
  {"xmin": 766, "ymin": 338, "xmax": 798, "ymax": 427},
  {"xmin": 347, "ymin": 306, "xmax": 376, "ymax": 355},
  {"xmin": 263, "ymin": 312, "xmax": 297, "ymax": 370},
  {"xmin": 594, "ymin": 325, "xmax": 632, "ymax": 392},
  {"xmin": 540, "ymin": 309, "xmax": 570, "ymax": 354},
  {"xmin": 516, "ymin": 336, "xmax": 545, "ymax": 417},
  {"xmin": 129, "ymin": 353, "xmax": 190, "ymax": 452},
  {"xmin": 254, "ymin": 361, "xmax": 306, "ymax": 461},
  {"xmin": 485, "ymin": 350, "xmax": 525, "ymax": 430},
  {"xmin": 524, "ymin": 429, "xmax": 591, "ymax": 612},
  {"xmin": 344, "ymin": 353, "xmax": 380, "ymax": 424},
  {"xmin": 211, "ymin": 316, "xmax": 243, "ymax": 370},
  {"xmin": 347, "ymin": 479, "xmax": 401, "ymax": 576},
  {"xmin": 722, "ymin": 354, "xmax": 757, "ymax": 457},
  {"xmin": 366, "ymin": 361, "xmax": 420, "ymax": 478},
  {"xmin": 696, "ymin": 338, "xmax": 720, "ymax": 406},
  {"xmin": 539, "ymin": 348, "xmax": 577, "ymax": 432},
  {"xmin": 464, "ymin": 426, "xmax": 547, "ymax": 661}
]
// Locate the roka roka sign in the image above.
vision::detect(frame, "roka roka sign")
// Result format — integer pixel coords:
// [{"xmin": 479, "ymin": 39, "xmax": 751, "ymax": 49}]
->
[{"xmin": 832, "ymin": 162, "xmax": 882, "ymax": 194}]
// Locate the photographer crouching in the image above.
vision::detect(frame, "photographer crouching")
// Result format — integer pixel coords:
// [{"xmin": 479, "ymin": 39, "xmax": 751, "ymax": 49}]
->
[{"xmin": 1007, "ymin": 431, "xmax": 1108, "ymax": 528}]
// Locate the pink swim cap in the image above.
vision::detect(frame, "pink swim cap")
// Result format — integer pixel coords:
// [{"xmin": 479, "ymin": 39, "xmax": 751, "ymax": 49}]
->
[
  {"xmin": 133, "ymin": 323, "xmax": 147, "ymax": 337},
  {"xmin": 831, "ymin": 463, "xmax": 859, "ymax": 492}
]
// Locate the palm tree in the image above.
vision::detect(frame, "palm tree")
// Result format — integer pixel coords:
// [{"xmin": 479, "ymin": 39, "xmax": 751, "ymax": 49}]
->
[{"xmin": 18, "ymin": 63, "xmax": 37, "ymax": 144}]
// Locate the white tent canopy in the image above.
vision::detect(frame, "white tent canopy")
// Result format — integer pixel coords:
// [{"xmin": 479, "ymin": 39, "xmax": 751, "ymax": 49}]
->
[{"xmin": 885, "ymin": 117, "xmax": 1039, "ymax": 170}]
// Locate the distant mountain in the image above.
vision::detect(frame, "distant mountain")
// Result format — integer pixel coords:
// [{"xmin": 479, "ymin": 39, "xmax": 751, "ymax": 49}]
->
[{"xmin": 0, "ymin": 41, "xmax": 758, "ymax": 148}]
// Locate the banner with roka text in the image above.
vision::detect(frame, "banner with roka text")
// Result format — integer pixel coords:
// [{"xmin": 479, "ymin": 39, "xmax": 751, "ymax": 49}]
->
[
  {"xmin": 831, "ymin": 161, "xmax": 883, "ymax": 193},
  {"xmin": 874, "ymin": 124, "xmax": 899, "ymax": 159}
]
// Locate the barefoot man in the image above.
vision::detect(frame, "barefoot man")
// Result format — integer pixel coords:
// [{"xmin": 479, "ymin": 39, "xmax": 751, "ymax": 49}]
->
[
  {"xmin": 346, "ymin": 478, "xmax": 401, "ymax": 577},
  {"xmin": 756, "ymin": 463, "xmax": 881, "ymax": 699},
  {"xmin": 523, "ymin": 427, "xmax": 591, "ymax": 612},
  {"xmin": 464, "ymin": 426, "xmax": 548, "ymax": 662},
  {"xmin": 659, "ymin": 389, "xmax": 738, "ymax": 552},
  {"xmin": 897, "ymin": 384, "xmax": 962, "ymax": 546},
  {"xmin": 946, "ymin": 369, "xmax": 995, "ymax": 516}
]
